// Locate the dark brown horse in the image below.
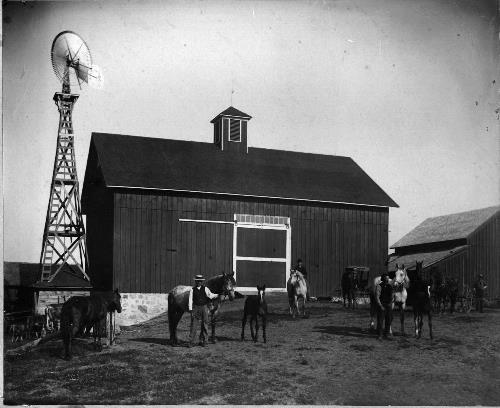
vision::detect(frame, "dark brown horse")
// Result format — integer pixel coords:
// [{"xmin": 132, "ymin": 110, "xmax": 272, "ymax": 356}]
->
[
  {"xmin": 60, "ymin": 289, "xmax": 122, "ymax": 360},
  {"xmin": 167, "ymin": 272, "xmax": 236, "ymax": 345},
  {"xmin": 241, "ymin": 285, "xmax": 267, "ymax": 343},
  {"xmin": 341, "ymin": 270, "xmax": 356, "ymax": 308},
  {"xmin": 411, "ymin": 261, "xmax": 433, "ymax": 339}
]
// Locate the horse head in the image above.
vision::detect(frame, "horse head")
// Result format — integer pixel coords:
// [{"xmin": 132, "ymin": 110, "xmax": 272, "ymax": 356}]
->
[
  {"xmin": 109, "ymin": 288, "xmax": 122, "ymax": 313},
  {"xmin": 257, "ymin": 285, "xmax": 266, "ymax": 304},
  {"xmin": 221, "ymin": 271, "xmax": 236, "ymax": 301},
  {"xmin": 393, "ymin": 264, "xmax": 410, "ymax": 290}
]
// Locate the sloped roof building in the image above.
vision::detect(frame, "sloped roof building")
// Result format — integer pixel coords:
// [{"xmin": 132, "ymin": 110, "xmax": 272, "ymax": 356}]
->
[
  {"xmin": 82, "ymin": 106, "xmax": 397, "ymax": 322},
  {"xmin": 389, "ymin": 206, "xmax": 500, "ymax": 299}
]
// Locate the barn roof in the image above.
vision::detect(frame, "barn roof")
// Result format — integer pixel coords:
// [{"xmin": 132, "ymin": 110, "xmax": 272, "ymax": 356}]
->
[
  {"xmin": 391, "ymin": 206, "xmax": 500, "ymax": 248},
  {"xmin": 84, "ymin": 133, "xmax": 398, "ymax": 208},
  {"xmin": 387, "ymin": 245, "xmax": 468, "ymax": 272},
  {"xmin": 210, "ymin": 106, "xmax": 252, "ymax": 122},
  {"xmin": 4, "ymin": 262, "xmax": 92, "ymax": 289}
]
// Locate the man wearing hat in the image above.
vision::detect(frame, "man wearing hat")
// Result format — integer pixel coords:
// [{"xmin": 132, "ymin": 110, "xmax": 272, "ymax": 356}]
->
[
  {"xmin": 375, "ymin": 273, "xmax": 394, "ymax": 340},
  {"xmin": 188, "ymin": 274, "xmax": 219, "ymax": 347},
  {"xmin": 473, "ymin": 274, "xmax": 487, "ymax": 313}
]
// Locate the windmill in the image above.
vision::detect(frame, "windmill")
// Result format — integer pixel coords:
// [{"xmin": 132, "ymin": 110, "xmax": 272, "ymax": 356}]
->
[{"xmin": 39, "ymin": 31, "xmax": 102, "ymax": 284}]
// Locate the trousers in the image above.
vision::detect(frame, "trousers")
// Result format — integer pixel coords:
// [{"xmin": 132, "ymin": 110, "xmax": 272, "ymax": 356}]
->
[
  {"xmin": 189, "ymin": 304, "xmax": 209, "ymax": 344},
  {"xmin": 377, "ymin": 304, "xmax": 393, "ymax": 337}
]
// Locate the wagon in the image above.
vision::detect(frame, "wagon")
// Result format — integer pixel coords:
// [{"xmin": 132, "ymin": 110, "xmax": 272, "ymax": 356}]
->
[{"xmin": 340, "ymin": 266, "xmax": 370, "ymax": 306}]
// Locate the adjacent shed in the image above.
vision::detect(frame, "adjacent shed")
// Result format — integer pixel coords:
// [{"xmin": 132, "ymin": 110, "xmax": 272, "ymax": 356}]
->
[
  {"xmin": 388, "ymin": 206, "xmax": 500, "ymax": 300},
  {"xmin": 82, "ymin": 107, "xmax": 398, "ymax": 323}
]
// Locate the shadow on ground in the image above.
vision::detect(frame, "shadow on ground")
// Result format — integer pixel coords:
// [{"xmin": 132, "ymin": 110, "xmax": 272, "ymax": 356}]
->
[{"xmin": 313, "ymin": 325, "xmax": 374, "ymax": 338}]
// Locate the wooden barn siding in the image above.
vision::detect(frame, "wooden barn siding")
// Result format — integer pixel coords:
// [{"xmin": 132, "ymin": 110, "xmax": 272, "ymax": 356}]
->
[
  {"xmin": 112, "ymin": 191, "xmax": 389, "ymax": 296},
  {"xmin": 85, "ymin": 186, "xmax": 114, "ymax": 290},
  {"xmin": 467, "ymin": 211, "xmax": 500, "ymax": 299}
]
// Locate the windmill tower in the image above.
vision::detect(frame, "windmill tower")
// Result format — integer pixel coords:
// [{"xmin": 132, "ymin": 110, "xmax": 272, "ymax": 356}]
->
[{"xmin": 39, "ymin": 31, "xmax": 101, "ymax": 284}]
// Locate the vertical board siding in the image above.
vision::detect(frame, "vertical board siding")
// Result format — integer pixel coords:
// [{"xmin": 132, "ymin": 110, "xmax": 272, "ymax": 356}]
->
[{"xmin": 111, "ymin": 191, "xmax": 390, "ymax": 296}]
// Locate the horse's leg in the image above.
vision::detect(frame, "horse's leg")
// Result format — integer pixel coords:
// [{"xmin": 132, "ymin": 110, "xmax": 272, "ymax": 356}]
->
[
  {"xmin": 209, "ymin": 310, "xmax": 217, "ymax": 343},
  {"xmin": 414, "ymin": 309, "xmax": 419, "ymax": 338},
  {"xmin": 170, "ymin": 308, "xmax": 184, "ymax": 345},
  {"xmin": 262, "ymin": 314, "xmax": 266, "ymax": 343},
  {"xmin": 250, "ymin": 315, "xmax": 256, "ymax": 341},
  {"xmin": 254, "ymin": 314, "xmax": 260, "ymax": 342},
  {"xmin": 168, "ymin": 300, "xmax": 176, "ymax": 344},
  {"xmin": 400, "ymin": 303, "xmax": 406, "ymax": 336},
  {"xmin": 417, "ymin": 314, "xmax": 423, "ymax": 339},
  {"xmin": 428, "ymin": 312, "xmax": 433, "ymax": 340},
  {"xmin": 241, "ymin": 310, "xmax": 247, "ymax": 341},
  {"xmin": 388, "ymin": 304, "xmax": 394, "ymax": 336},
  {"xmin": 369, "ymin": 293, "xmax": 377, "ymax": 331}
]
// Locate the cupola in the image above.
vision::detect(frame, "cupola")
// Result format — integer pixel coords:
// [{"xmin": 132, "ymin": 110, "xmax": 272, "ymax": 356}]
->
[{"xmin": 211, "ymin": 106, "xmax": 252, "ymax": 153}]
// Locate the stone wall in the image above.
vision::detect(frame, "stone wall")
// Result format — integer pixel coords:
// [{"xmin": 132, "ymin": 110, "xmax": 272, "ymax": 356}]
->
[{"xmin": 116, "ymin": 293, "xmax": 169, "ymax": 327}]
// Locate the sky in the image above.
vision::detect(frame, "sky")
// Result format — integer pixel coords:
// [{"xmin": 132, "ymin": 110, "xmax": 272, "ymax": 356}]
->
[{"xmin": 2, "ymin": 0, "xmax": 499, "ymax": 263}]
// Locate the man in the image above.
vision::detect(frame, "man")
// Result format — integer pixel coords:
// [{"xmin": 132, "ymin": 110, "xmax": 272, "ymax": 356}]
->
[
  {"xmin": 375, "ymin": 273, "xmax": 394, "ymax": 340},
  {"xmin": 295, "ymin": 258, "xmax": 311, "ymax": 301},
  {"xmin": 188, "ymin": 275, "xmax": 219, "ymax": 347},
  {"xmin": 473, "ymin": 274, "xmax": 487, "ymax": 313}
]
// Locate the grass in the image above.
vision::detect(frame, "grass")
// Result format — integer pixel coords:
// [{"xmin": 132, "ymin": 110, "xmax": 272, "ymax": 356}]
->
[{"xmin": 4, "ymin": 295, "xmax": 500, "ymax": 405}]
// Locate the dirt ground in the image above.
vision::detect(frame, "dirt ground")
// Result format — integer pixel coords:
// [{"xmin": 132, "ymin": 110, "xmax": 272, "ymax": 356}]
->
[{"xmin": 4, "ymin": 295, "xmax": 500, "ymax": 405}]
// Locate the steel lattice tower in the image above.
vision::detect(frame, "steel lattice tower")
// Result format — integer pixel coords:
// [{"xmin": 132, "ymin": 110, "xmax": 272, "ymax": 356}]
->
[{"xmin": 39, "ymin": 81, "xmax": 90, "ymax": 283}]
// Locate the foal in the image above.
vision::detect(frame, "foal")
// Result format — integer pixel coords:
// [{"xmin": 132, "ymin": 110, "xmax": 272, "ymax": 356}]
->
[{"xmin": 241, "ymin": 285, "xmax": 267, "ymax": 343}]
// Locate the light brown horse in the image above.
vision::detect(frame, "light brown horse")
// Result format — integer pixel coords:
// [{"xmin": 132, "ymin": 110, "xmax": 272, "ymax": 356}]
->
[
  {"xmin": 167, "ymin": 272, "xmax": 236, "ymax": 345},
  {"xmin": 287, "ymin": 270, "xmax": 307, "ymax": 318}
]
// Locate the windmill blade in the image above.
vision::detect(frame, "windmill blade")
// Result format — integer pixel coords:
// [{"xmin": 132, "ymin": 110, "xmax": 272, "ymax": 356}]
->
[
  {"xmin": 75, "ymin": 61, "xmax": 89, "ymax": 83},
  {"xmin": 51, "ymin": 31, "xmax": 93, "ymax": 88}
]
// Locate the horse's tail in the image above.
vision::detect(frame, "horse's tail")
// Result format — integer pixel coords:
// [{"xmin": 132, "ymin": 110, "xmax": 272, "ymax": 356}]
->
[{"xmin": 167, "ymin": 292, "xmax": 178, "ymax": 338}]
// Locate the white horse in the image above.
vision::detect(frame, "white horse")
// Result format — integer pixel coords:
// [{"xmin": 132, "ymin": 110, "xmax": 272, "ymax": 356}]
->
[
  {"xmin": 287, "ymin": 270, "xmax": 307, "ymax": 318},
  {"xmin": 369, "ymin": 264, "xmax": 410, "ymax": 335}
]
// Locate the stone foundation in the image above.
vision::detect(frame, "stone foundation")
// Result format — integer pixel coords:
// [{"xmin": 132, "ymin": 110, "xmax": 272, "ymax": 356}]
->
[
  {"xmin": 116, "ymin": 293, "xmax": 169, "ymax": 327},
  {"xmin": 36, "ymin": 290, "xmax": 90, "ymax": 315}
]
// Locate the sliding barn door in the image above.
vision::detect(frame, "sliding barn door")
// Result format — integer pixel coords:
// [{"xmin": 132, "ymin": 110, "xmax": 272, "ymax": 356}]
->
[{"xmin": 233, "ymin": 215, "xmax": 291, "ymax": 291}]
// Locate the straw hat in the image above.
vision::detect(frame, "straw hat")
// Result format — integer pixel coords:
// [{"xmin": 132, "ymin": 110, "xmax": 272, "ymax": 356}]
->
[{"xmin": 194, "ymin": 274, "xmax": 205, "ymax": 281}]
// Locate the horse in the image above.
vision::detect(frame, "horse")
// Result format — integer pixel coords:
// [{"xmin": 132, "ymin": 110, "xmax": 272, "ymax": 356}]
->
[
  {"xmin": 369, "ymin": 264, "xmax": 410, "ymax": 335},
  {"xmin": 167, "ymin": 271, "xmax": 236, "ymax": 346},
  {"xmin": 341, "ymin": 270, "xmax": 356, "ymax": 308},
  {"xmin": 431, "ymin": 273, "xmax": 448, "ymax": 313},
  {"xmin": 287, "ymin": 269, "xmax": 307, "ymax": 318},
  {"xmin": 410, "ymin": 261, "xmax": 433, "ymax": 339},
  {"xmin": 60, "ymin": 289, "xmax": 122, "ymax": 360},
  {"xmin": 241, "ymin": 285, "xmax": 267, "ymax": 343},
  {"xmin": 447, "ymin": 277, "xmax": 459, "ymax": 313}
]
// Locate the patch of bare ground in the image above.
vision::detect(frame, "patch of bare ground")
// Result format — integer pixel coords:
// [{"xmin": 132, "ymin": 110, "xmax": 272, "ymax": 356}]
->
[{"xmin": 4, "ymin": 295, "xmax": 500, "ymax": 405}]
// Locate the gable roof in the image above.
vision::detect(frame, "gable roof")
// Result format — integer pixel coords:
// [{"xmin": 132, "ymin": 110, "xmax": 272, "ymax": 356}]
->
[
  {"xmin": 211, "ymin": 106, "xmax": 252, "ymax": 122},
  {"xmin": 83, "ymin": 133, "xmax": 398, "ymax": 208},
  {"xmin": 391, "ymin": 206, "xmax": 500, "ymax": 248}
]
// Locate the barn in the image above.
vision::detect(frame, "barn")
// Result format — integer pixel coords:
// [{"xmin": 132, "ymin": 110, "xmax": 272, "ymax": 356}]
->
[
  {"xmin": 388, "ymin": 206, "xmax": 500, "ymax": 300},
  {"xmin": 82, "ymin": 106, "xmax": 398, "ymax": 324}
]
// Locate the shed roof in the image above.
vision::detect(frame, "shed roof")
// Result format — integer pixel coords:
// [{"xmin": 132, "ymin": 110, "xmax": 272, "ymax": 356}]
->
[
  {"xmin": 84, "ymin": 133, "xmax": 398, "ymax": 208},
  {"xmin": 391, "ymin": 206, "xmax": 500, "ymax": 248},
  {"xmin": 387, "ymin": 245, "xmax": 468, "ymax": 271}
]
